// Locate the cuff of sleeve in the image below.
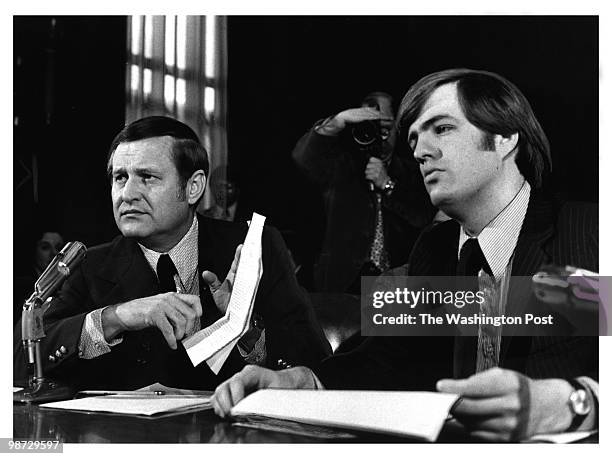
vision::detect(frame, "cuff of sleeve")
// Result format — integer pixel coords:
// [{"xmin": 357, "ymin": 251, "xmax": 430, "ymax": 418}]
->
[
  {"xmin": 78, "ymin": 308, "xmax": 123, "ymax": 359},
  {"xmin": 238, "ymin": 329, "xmax": 267, "ymax": 365},
  {"xmin": 313, "ymin": 117, "xmax": 342, "ymax": 136}
]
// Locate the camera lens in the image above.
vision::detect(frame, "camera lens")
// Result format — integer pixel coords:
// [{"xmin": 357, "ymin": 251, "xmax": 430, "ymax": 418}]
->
[{"xmin": 352, "ymin": 121, "xmax": 380, "ymax": 146}]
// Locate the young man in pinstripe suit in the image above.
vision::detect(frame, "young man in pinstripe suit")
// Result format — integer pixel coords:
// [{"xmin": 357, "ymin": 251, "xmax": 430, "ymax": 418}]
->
[{"xmin": 211, "ymin": 69, "xmax": 598, "ymax": 441}]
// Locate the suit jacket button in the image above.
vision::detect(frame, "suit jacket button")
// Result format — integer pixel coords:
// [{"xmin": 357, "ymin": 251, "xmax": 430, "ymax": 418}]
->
[
  {"xmin": 48, "ymin": 355, "xmax": 56, "ymax": 362},
  {"xmin": 55, "ymin": 350, "xmax": 62, "ymax": 358},
  {"xmin": 60, "ymin": 346, "xmax": 67, "ymax": 354}
]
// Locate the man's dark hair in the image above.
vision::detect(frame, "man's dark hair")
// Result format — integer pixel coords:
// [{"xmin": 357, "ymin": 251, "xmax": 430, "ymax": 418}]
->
[
  {"xmin": 397, "ymin": 69, "xmax": 551, "ymax": 188},
  {"xmin": 107, "ymin": 116, "xmax": 210, "ymax": 204}
]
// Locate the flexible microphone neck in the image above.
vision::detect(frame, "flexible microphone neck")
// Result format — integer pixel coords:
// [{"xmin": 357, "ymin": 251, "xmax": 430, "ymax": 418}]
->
[{"xmin": 28, "ymin": 241, "xmax": 87, "ymax": 305}]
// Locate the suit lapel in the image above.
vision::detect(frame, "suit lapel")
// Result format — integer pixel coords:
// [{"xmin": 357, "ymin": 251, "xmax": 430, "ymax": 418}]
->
[
  {"xmin": 510, "ymin": 194, "xmax": 556, "ymax": 277},
  {"xmin": 196, "ymin": 215, "xmax": 224, "ymax": 327},
  {"xmin": 409, "ymin": 220, "xmax": 459, "ymax": 276},
  {"xmin": 504, "ymin": 194, "xmax": 556, "ymax": 318},
  {"xmin": 94, "ymin": 236, "xmax": 159, "ymax": 305},
  {"xmin": 500, "ymin": 194, "xmax": 557, "ymax": 366}
]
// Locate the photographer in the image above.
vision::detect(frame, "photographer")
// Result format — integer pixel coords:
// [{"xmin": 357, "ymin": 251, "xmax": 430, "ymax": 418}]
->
[{"xmin": 292, "ymin": 92, "xmax": 435, "ymax": 294}]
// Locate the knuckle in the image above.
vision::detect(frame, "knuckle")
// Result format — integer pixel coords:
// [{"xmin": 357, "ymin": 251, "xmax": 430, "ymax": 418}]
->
[
  {"xmin": 490, "ymin": 367, "xmax": 504, "ymax": 377},
  {"xmin": 243, "ymin": 365, "xmax": 256, "ymax": 375},
  {"xmin": 507, "ymin": 396, "xmax": 521, "ymax": 412},
  {"xmin": 504, "ymin": 416, "xmax": 518, "ymax": 431},
  {"xmin": 509, "ymin": 374, "xmax": 521, "ymax": 391}
]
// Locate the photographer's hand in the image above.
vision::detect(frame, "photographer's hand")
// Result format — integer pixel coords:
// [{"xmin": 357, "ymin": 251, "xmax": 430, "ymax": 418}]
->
[
  {"xmin": 315, "ymin": 107, "xmax": 392, "ymax": 136},
  {"xmin": 365, "ymin": 157, "xmax": 391, "ymax": 189}
]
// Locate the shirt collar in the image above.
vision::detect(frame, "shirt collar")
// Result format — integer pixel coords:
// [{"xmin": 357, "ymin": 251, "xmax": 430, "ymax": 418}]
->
[
  {"xmin": 138, "ymin": 215, "xmax": 199, "ymax": 284},
  {"xmin": 458, "ymin": 181, "xmax": 531, "ymax": 279}
]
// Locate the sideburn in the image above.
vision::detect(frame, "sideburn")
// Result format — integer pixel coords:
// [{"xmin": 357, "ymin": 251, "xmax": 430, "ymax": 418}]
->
[{"xmin": 478, "ymin": 132, "xmax": 496, "ymax": 151}]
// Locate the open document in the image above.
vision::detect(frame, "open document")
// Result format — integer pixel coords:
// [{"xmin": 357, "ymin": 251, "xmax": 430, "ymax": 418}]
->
[
  {"xmin": 182, "ymin": 213, "xmax": 265, "ymax": 372},
  {"xmin": 230, "ymin": 389, "xmax": 459, "ymax": 442}
]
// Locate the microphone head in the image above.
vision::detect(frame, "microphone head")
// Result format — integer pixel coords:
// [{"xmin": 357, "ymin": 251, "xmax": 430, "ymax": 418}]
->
[
  {"xmin": 56, "ymin": 241, "xmax": 87, "ymax": 276},
  {"xmin": 33, "ymin": 241, "xmax": 87, "ymax": 303}
]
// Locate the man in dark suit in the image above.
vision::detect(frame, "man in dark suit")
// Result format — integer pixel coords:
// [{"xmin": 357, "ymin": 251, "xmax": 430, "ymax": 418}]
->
[
  {"xmin": 211, "ymin": 69, "xmax": 598, "ymax": 440},
  {"xmin": 13, "ymin": 116, "xmax": 331, "ymax": 391}
]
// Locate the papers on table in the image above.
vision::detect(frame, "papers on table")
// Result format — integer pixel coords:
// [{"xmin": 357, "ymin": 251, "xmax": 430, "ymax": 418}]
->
[
  {"xmin": 183, "ymin": 213, "xmax": 265, "ymax": 372},
  {"xmin": 40, "ymin": 395, "xmax": 210, "ymax": 417},
  {"xmin": 230, "ymin": 389, "xmax": 459, "ymax": 442},
  {"xmin": 39, "ymin": 383, "xmax": 212, "ymax": 417}
]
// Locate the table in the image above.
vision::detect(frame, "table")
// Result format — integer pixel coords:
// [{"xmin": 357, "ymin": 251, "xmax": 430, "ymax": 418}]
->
[{"xmin": 13, "ymin": 402, "xmax": 479, "ymax": 443}]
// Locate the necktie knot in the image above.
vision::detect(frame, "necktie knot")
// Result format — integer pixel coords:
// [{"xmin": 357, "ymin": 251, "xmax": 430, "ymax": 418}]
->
[
  {"xmin": 456, "ymin": 238, "xmax": 491, "ymax": 277},
  {"xmin": 157, "ymin": 254, "xmax": 178, "ymax": 293}
]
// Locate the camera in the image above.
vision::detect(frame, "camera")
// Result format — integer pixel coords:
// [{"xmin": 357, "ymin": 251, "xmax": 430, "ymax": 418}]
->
[
  {"xmin": 351, "ymin": 120, "xmax": 391, "ymax": 149},
  {"xmin": 352, "ymin": 120, "xmax": 382, "ymax": 147},
  {"xmin": 351, "ymin": 98, "xmax": 391, "ymax": 148}
]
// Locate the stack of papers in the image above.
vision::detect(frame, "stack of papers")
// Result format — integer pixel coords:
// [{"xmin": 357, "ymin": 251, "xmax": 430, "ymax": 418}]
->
[
  {"xmin": 230, "ymin": 389, "xmax": 459, "ymax": 442},
  {"xmin": 183, "ymin": 213, "xmax": 265, "ymax": 373},
  {"xmin": 39, "ymin": 383, "xmax": 211, "ymax": 417},
  {"xmin": 40, "ymin": 394, "xmax": 210, "ymax": 417}
]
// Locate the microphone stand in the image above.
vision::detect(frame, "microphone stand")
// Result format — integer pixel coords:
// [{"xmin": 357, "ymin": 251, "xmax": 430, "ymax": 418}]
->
[{"xmin": 14, "ymin": 242, "xmax": 86, "ymax": 404}]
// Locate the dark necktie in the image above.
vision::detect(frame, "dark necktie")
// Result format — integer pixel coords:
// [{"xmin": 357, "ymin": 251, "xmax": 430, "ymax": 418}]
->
[
  {"xmin": 454, "ymin": 238, "xmax": 491, "ymax": 378},
  {"xmin": 456, "ymin": 238, "xmax": 491, "ymax": 277},
  {"xmin": 157, "ymin": 254, "xmax": 178, "ymax": 293}
]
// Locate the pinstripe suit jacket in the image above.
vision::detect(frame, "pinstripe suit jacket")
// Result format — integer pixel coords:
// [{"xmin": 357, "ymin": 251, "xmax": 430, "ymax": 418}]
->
[{"xmin": 316, "ymin": 194, "xmax": 598, "ymax": 390}]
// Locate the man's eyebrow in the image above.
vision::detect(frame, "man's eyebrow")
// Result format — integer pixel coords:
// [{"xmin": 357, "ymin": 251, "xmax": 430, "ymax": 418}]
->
[
  {"xmin": 409, "ymin": 114, "xmax": 458, "ymax": 136},
  {"xmin": 111, "ymin": 166, "xmax": 159, "ymax": 176},
  {"xmin": 133, "ymin": 167, "xmax": 159, "ymax": 176}
]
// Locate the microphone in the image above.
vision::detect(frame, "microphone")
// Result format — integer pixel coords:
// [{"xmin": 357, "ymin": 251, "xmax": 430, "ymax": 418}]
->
[
  {"xmin": 16, "ymin": 241, "xmax": 87, "ymax": 404},
  {"xmin": 28, "ymin": 241, "xmax": 87, "ymax": 306}
]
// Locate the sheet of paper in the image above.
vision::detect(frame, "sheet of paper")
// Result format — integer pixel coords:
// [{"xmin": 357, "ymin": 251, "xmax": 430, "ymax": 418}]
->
[
  {"xmin": 525, "ymin": 430, "xmax": 597, "ymax": 443},
  {"xmin": 206, "ymin": 254, "xmax": 262, "ymax": 373},
  {"xmin": 207, "ymin": 336, "xmax": 239, "ymax": 374},
  {"xmin": 40, "ymin": 394, "xmax": 211, "ymax": 416},
  {"xmin": 183, "ymin": 213, "xmax": 265, "ymax": 369},
  {"xmin": 231, "ymin": 389, "xmax": 458, "ymax": 442}
]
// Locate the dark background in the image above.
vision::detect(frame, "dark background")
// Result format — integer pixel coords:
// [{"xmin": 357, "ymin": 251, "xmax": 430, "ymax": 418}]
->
[{"xmin": 13, "ymin": 16, "xmax": 598, "ymax": 278}]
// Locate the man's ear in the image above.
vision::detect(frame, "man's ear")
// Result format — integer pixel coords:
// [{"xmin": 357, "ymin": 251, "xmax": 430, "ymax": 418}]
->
[
  {"xmin": 186, "ymin": 170, "xmax": 206, "ymax": 205},
  {"xmin": 495, "ymin": 132, "xmax": 519, "ymax": 159}
]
